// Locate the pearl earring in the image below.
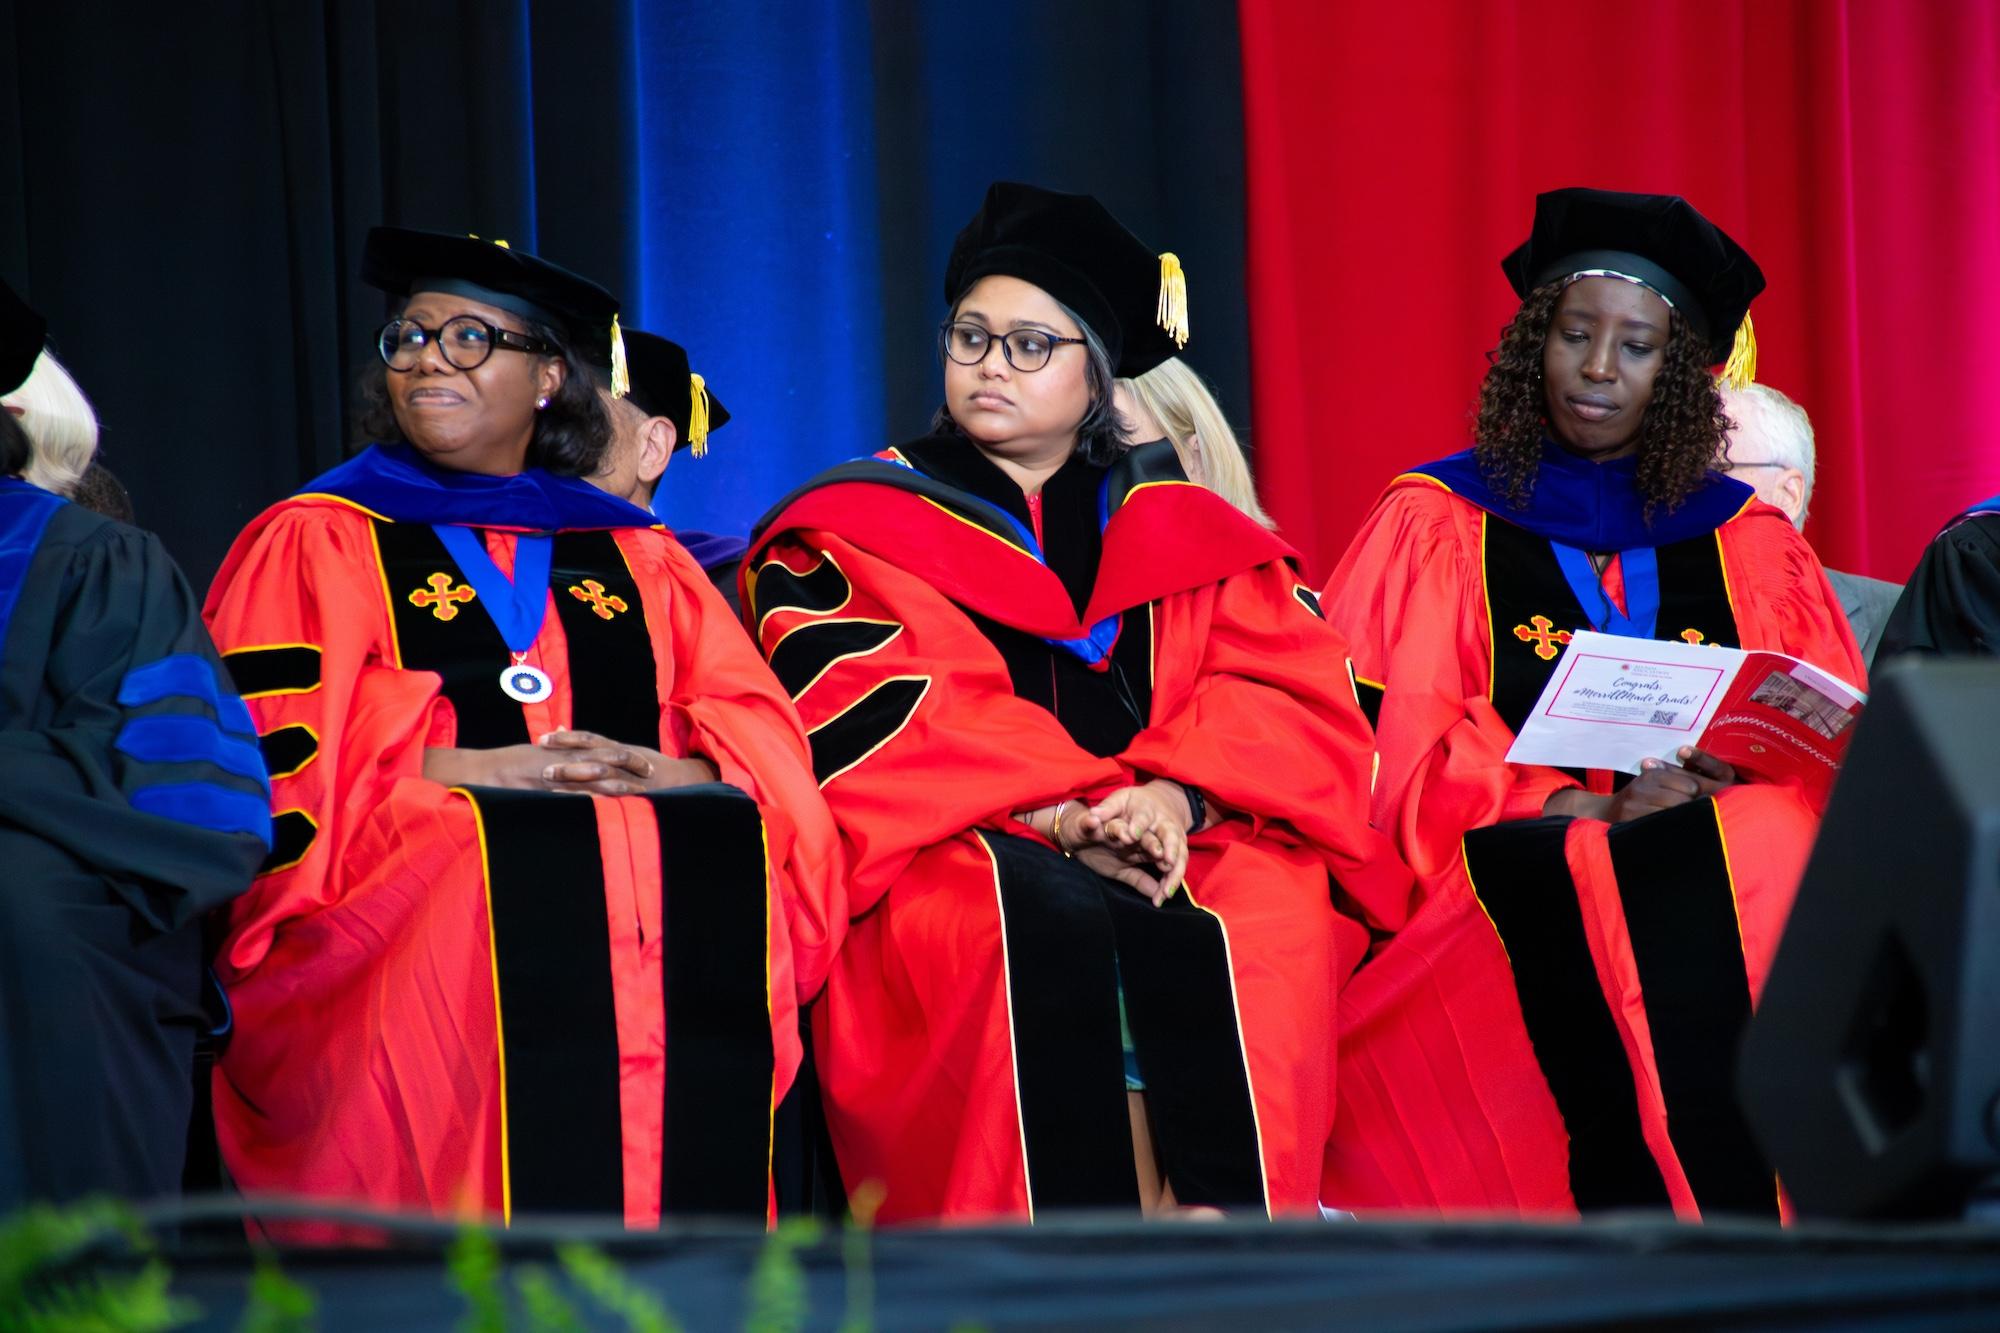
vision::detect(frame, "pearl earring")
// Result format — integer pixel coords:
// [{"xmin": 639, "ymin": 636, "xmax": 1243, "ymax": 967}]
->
[{"xmin": 537, "ymin": 396, "xmax": 549, "ymax": 410}]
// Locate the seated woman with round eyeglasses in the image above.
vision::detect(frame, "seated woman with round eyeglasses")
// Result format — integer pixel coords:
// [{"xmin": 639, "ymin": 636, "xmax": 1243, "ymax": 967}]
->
[
  {"xmin": 202, "ymin": 228, "xmax": 843, "ymax": 1232},
  {"xmin": 744, "ymin": 183, "xmax": 1407, "ymax": 1223}
]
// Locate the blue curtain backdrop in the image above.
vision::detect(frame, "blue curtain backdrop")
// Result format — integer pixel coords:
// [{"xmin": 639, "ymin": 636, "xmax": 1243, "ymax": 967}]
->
[
  {"xmin": 1, "ymin": 0, "xmax": 1246, "ymax": 584},
  {"xmin": 626, "ymin": 0, "xmax": 886, "ymax": 539}
]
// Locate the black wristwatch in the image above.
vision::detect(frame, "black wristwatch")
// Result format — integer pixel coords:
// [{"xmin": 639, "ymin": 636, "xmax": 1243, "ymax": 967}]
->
[{"xmin": 1175, "ymin": 780, "xmax": 1206, "ymax": 833}]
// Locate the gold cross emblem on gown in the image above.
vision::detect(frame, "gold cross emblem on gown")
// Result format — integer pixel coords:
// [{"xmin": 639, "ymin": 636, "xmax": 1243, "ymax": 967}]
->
[
  {"xmin": 567, "ymin": 579, "xmax": 628, "ymax": 620},
  {"xmin": 409, "ymin": 572, "xmax": 477, "ymax": 622},
  {"xmin": 1513, "ymin": 615, "xmax": 1573, "ymax": 661}
]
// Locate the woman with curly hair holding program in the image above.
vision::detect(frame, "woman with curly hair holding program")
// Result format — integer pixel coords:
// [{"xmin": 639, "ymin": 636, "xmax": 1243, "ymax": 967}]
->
[{"xmin": 1318, "ymin": 189, "xmax": 1864, "ymax": 1222}]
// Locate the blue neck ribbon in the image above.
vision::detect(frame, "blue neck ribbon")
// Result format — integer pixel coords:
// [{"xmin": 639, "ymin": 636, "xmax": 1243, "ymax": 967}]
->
[
  {"xmin": 432, "ymin": 524, "xmax": 554, "ymax": 653},
  {"xmin": 1551, "ymin": 542, "xmax": 1660, "ymax": 640}
]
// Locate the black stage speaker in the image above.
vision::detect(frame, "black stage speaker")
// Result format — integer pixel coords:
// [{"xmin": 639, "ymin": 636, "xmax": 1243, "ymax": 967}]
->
[{"xmin": 1740, "ymin": 658, "xmax": 2000, "ymax": 1219}]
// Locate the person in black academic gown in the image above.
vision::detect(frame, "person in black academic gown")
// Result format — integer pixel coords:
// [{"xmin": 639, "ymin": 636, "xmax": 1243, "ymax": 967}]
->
[
  {"xmin": 586, "ymin": 328, "xmax": 746, "ymax": 608},
  {"xmin": 1878, "ymin": 497, "xmax": 2000, "ymax": 656},
  {"xmin": 0, "ymin": 280, "xmax": 270, "ymax": 1209}
]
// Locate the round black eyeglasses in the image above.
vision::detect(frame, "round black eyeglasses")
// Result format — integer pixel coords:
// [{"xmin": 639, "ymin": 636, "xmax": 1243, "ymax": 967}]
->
[
  {"xmin": 939, "ymin": 320, "xmax": 1086, "ymax": 373},
  {"xmin": 377, "ymin": 315, "xmax": 557, "ymax": 372}
]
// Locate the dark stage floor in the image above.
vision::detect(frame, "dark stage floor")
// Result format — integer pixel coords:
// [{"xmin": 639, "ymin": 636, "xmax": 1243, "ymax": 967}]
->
[{"xmin": 65, "ymin": 1198, "xmax": 2000, "ymax": 1330}]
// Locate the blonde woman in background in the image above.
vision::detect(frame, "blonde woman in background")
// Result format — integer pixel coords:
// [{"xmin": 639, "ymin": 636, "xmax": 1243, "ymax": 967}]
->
[
  {"xmin": 2, "ymin": 348, "xmax": 97, "ymax": 496},
  {"xmin": 1113, "ymin": 357, "xmax": 1274, "ymax": 527}
]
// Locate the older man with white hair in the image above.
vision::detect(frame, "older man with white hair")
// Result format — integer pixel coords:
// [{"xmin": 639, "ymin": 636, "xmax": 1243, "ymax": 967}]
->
[{"xmin": 1719, "ymin": 382, "xmax": 1901, "ymax": 663}]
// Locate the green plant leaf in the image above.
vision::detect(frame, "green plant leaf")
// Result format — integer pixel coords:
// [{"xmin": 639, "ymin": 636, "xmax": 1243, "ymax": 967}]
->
[
  {"xmin": 0, "ymin": 1198, "xmax": 149, "ymax": 1310},
  {"xmin": 838, "ymin": 1179, "xmax": 886, "ymax": 1333},
  {"xmin": 13, "ymin": 1258, "xmax": 196, "ymax": 1333},
  {"xmin": 557, "ymin": 1242, "xmax": 681, "ymax": 1333},
  {"xmin": 514, "ymin": 1264, "xmax": 583, "ymax": 1333},
  {"xmin": 238, "ymin": 1250, "xmax": 317, "ymax": 1333},
  {"xmin": 0, "ymin": 1200, "xmax": 190, "ymax": 1333},
  {"xmin": 448, "ymin": 1229, "xmax": 506, "ymax": 1333},
  {"xmin": 744, "ymin": 1218, "xmax": 820, "ymax": 1333}
]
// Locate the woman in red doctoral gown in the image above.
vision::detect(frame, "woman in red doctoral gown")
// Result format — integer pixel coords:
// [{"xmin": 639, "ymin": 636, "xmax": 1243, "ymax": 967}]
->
[
  {"xmin": 204, "ymin": 229, "xmax": 842, "ymax": 1232},
  {"xmin": 746, "ymin": 183, "xmax": 1409, "ymax": 1224},
  {"xmin": 1321, "ymin": 189, "xmax": 1865, "ymax": 1221}
]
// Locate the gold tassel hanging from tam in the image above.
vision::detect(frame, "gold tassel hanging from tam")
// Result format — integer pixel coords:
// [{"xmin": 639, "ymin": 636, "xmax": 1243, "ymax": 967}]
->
[
  {"xmin": 609, "ymin": 314, "xmax": 630, "ymax": 398},
  {"xmin": 1157, "ymin": 252, "xmax": 1190, "ymax": 348},
  {"xmin": 1720, "ymin": 312, "xmax": 1757, "ymax": 389},
  {"xmin": 688, "ymin": 372, "xmax": 711, "ymax": 458}
]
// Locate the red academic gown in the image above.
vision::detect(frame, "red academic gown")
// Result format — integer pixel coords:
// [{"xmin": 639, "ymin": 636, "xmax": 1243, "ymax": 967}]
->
[
  {"xmin": 201, "ymin": 445, "xmax": 842, "ymax": 1232},
  {"xmin": 745, "ymin": 437, "xmax": 1409, "ymax": 1224},
  {"xmin": 1319, "ymin": 448, "xmax": 1866, "ymax": 1221}
]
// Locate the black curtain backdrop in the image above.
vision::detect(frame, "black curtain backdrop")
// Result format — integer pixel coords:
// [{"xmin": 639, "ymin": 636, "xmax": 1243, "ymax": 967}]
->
[
  {"xmin": 868, "ymin": 0, "xmax": 1250, "ymax": 444},
  {"xmin": 1, "ymin": 0, "xmax": 1244, "ymax": 589}
]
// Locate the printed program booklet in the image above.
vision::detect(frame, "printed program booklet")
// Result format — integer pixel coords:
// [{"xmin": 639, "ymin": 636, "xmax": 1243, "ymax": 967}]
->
[{"xmin": 1504, "ymin": 630, "xmax": 1867, "ymax": 800}]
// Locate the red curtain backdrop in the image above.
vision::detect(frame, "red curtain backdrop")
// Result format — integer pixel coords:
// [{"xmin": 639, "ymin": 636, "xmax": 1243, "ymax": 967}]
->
[{"xmin": 1240, "ymin": 0, "xmax": 2000, "ymax": 583}]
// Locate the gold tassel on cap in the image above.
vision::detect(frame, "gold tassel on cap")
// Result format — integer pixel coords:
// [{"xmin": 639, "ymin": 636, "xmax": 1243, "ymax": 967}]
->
[
  {"xmin": 609, "ymin": 314, "xmax": 630, "ymax": 399},
  {"xmin": 1157, "ymin": 252, "xmax": 1190, "ymax": 348},
  {"xmin": 688, "ymin": 372, "xmax": 711, "ymax": 458},
  {"xmin": 1720, "ymin": 312, "xmax": 1757, "ymax": 389}
]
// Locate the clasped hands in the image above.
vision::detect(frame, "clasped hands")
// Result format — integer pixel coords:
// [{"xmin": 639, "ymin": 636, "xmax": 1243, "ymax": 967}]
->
[
  {"xmin": 1025, "ymin": 780, "xmax": 1199, "ymax": 908},
  {"xmin": 423, "ymin": 730, "xmax": 719, "ymax": 796},
  {"xmin": 1545, "ymin": 745, "xmax": 1738, "ymax": 823}
]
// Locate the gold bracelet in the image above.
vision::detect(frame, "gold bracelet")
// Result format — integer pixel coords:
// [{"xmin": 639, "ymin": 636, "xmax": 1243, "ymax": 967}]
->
[{"xmin": 1051, "ymin": 799, "xmax": 1075, "ymax": 857}]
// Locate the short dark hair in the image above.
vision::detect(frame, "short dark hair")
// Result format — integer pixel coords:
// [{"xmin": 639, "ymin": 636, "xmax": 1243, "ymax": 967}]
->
[
  {"xmin": 72, "ymin": 462, "xmax": 135, "ymax": 523},
  {"xmin": 352, "ymin": 316, "xmax": 612, "ymax": 476},
  {"xmin": 931, "ymin": 294, "xmax": 1131, "ymax": 466},
  {"xmin": 0, "ymin": 409, "xmax": 27, "ymax": 477}
]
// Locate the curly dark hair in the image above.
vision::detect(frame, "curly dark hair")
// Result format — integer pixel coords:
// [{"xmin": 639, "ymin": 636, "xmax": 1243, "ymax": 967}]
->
[
  {"xmin": 1473, "ymin": 281, "xmax": 1734, "ymax": 516},
  {"xmin": 352, "ymin": 317, "xmax": 611, "ymax": 476},
  {"xmin": 930, "ymin": 294, "xmax": 1132, "ymax": 466}
]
